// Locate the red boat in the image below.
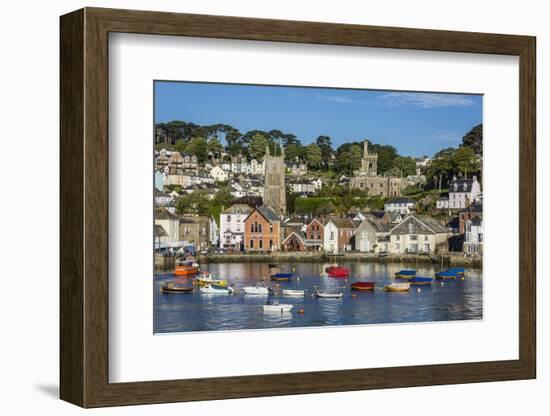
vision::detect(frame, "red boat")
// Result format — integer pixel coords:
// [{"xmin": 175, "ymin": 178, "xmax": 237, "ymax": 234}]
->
[
  {"xmin": 351, "ymin": 281, "xmax": 375, "ymax": 291},
  {"xmin": 327, "ymin": 267, "xmax": 350, "ymax": 278}
]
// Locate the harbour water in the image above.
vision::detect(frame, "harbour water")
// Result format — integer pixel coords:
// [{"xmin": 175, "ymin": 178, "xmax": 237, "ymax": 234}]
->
[{"xmin": 154, "ymin": 262, "xmax": 482, "ymax": 334}]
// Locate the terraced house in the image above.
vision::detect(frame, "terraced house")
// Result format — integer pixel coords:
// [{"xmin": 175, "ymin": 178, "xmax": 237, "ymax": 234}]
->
[{"xmin": 389, "ymin": 215, "xmax": 450, "ymax": 254}]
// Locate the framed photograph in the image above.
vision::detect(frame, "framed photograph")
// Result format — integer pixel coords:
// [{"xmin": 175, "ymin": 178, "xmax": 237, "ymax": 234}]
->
[{"xmin": 60, "ymin": 7, "xmax": 536, "ymax": 408}]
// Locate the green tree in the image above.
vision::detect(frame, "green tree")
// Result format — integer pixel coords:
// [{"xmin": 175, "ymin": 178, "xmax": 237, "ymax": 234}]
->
[
  {"xmin": 335, "ymin": 144, "xmax": 362, "ymax": 174},
  {"xmin": 461, "ymin": 124, "xmax": 483, "ymax": 156},
  {"xmin": 174, "ymin": 139, "xmax": 187, "ymax": 153},
  {"xmin": 316, "ymin": 135, "xmax": 333, "ymax": 169},
  {"xmin": 305, "ymin": 143, "xmax": 322, "ymax": 169},
  {"xmin": 285, "ymin": 143, "xmax": 305, "ymax": 161},
  {"xmin": 207, "ymin": 137, "xmax": 223, "ymax": 158},
  {"xmin": 184, "ymin": 137, "xmax": 208, "ymax": 162},
  {"xmin": 248, "ymin": 133, "xmax": 270, "ymax": 159},
  {"xmin": 427, "ymin": 148, "xmax": 455, "ymax": 191},
  {"xmin": 391, "ymin": 156, "xmax": 416, "ymax": 176},
  {"xmin": 452, "ymin": 146, "xmax": 480, "ymax": 178}
]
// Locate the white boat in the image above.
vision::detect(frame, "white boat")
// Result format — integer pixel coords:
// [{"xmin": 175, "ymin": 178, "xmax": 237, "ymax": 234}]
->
[
  {"xmin": 263, "ymin": 302, "xmax": 294, "ymax": 313},
  {"xmin": 315, "ymin": 288, "xmax": 343, "ymax": 298},
  {"xmin": 195, "ymin": 273, "xmax": 228, "ymax": 287},
  {"xmin": 282, "ymin": 289, "xmax": 305, "ymax": 297},
  {"xmin": 200, "ymin": 284, "xmax": 234, "ymax": 294},
  {"xmin": 384, "ymin": 282, "xmax": 410, "ymax": 292},
  {"xmin": 242, "ymin": 282, "xmax": 270, "ymax": 295}
]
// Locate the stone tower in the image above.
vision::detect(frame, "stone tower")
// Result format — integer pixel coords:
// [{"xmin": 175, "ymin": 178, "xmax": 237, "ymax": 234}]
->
[
  {"xmin": 359, "ymin": 141, "xmax": 378, "ymax": 176},
  {"xmin": 263, "ymin": 144, "xmax": 286, "ymax": 215}
]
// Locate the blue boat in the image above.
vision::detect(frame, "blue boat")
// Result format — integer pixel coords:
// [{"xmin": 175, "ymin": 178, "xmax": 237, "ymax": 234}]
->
[
  {"xmin": 394, "ymin": 269, "xmax": 416, "ymax": 279},
  {"xmin": 410, "ymin": 276, "xmax": 433, "ymax": 285},
  {"xmin": 447, "ymin": 267, "xmax": 465, "ymax": 275},
  {"xmin": 435, "ymin": 270, "xmax": 458, "ymax": 279},
  {"xmin": 270, "ymin": 272, "xmax": 293, "ymax": 281}
]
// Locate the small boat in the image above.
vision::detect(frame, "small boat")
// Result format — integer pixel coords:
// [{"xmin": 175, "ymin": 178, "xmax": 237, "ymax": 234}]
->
[
  {"xmin": 435, "ymin": 270, "xmax": 458, "ymax": 280},
  {"xmin": 447, "ymin": 267, "xmax": 466, "ymax": 275},
  {"xmin": 327, "ymin": 267, "xmax": 350, "ymax": 278},
  {"xmin": 410, "ymin": 276, "xmax": 433, "ymax": 285},
  {"xmin": 385, "ymin": 283, "xmax": 410, "ymax": 292},
  {"xmin": 394, "ymin": 269, "xmax": 416, "ymax": 279},
  {"xmin": 242, "ymin": 282, "xmax": 271, "ymax": 295},
  {"xmin": 350, "ymin": 281, "xmax": 375, "ymax": 291},
  {"xmin": 195, "ymin": 272, "xmax": 228, "ymax": 287},
  {"xmin": 200, "ymin": 284, "xmax": 234, "ymax": 294},
  {"xmin": 271, "ymin": 273, "xmax": 292, "ymax": 281},
  {"xmin": 263, "ymin": 302, "xmax": 293, "ymax": 313},
  {"xmin": 282, "ymin": 289, "xmax": 305, "ymax": 297},
  {"xmin": 175, "ymin": 259, "xmax": 199, "ymax": 276},
  {"xmin": 315, "ymin": 287, "xmax": 344, "ymax": 298},
  {"xmin": 325, "ymin": 265, "xmax": 338, "ymax": 273},
  {"xmin": 160, "ymin": 282, "xmax": 194, "ymax": 294}
]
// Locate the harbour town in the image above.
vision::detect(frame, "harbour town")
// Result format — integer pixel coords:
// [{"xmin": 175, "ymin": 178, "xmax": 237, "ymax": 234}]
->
[{"xmin": 153, "ymin": 116, "xmax": 483, "ymax": 332}]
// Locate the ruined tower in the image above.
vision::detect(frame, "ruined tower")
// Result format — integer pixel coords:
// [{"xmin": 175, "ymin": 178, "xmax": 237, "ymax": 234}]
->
[{"xmin": 263, "ymin": 144, "xmax": 286, "ymax": 215}]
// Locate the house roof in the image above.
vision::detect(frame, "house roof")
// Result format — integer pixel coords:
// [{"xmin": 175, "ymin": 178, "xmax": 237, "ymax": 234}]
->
[
  {"xmin": 470, "ymin": 216, "xmax": 482, "ymax": 226},
  {"xmin": 327, "ymin": 218, "xmax": 356, "ymax": 229},
  {"xmin": 155, "ymin": 208, "xmax": 179, "ymax": 220},
  {"xmin": 221, "ymin": 204, "xmax": 254, "ymax": 215},
  {"xmin": 365, "ymin": 218, "xmax": 390, "ymax": 233},
  {"xmin": 415, "ymin": 215, "xmax": 449, "ymax": 233},
  {"xmin": 154, "ymin": 188, "xmax": 170, "ymax": 198},
  {"xmin": 282, "ymin": 230, "xmax": 306, "ymax": 244},
  {"xmin": 257, "ymin": 205, "xmax": 279, "ymax": 222},
  {"xmin": 450, "ymin": 178, "xmax": 476, "ymax": 193},
  {"xmin": 154, "ymin": 224, "xmax": 168, "ymax": 237},
  {"xmin": 386, "ymin": 212, "xmax": 402, "ymax": 221}
]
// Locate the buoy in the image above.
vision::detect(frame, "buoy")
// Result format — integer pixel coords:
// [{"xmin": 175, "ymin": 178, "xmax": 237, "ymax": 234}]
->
[
  {"xmin": 298, "ymin": 309, "xmax": 305, "ymax": 314},
  {"xmin": 461, "ymin": 277, "xmax": 465, "ymax": 281},
  {"xmin": 417, "ymin": 288, "xmax": 421, "ymax": 293},
  {"xmin": 352, "ymin": 294, "xmax": 357, "ymax": 299},
  {"xmin": 441, "ymin": 282, "xmax": 445, "ymax": 286},
  {"xmin": 292, "ymin": 267, "xmax": 296, "ymax": 272},
  {"xmin": 297, "ymin": 277, "xmax": 301, "ymax": 281}
]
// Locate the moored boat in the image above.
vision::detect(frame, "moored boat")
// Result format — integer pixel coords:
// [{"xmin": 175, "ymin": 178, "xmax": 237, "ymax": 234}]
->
[
  {"xmin": 195, "ymin": 272, "xmax": 228, "ymax": 287},
  {"xmin": 160, "ymin": 282, "xmax": 194, "ymax": 294},
  {"xmin": 242, "ymin": 282, "xmax": 271, "ymax": 295},
  {"xmin": 199, "ymin": 284, "xmax": 234, "ymax": 294},
  {"xmin": 263, "ymin": 302, "xmax": 294, "ymax": 313},
  {"xmin": 282, "ymin": 289, "xmax": 305, "ymax": 297},
  {"xmin": 385, "ymin": 282, "xmax": 411, "ymax": 292},
  {"xmin": 327, "ymin": 267, "xmax": 350, "ymax": 278},
  {"xmin": 175, "ymin": 259, "xmax": 199, "ymax": 276},
  {"xmin": 410, "ymin": 276, "xmax": 433, "ymax": 285},
  {"xmin": 447, "ymin": 267, "xmax": 465, "ymax": 275},
  {"xmin": 325, "ymin": 265, "xmax": 338, "ymax": 273},
  {"xmin": 271, "ymin": 272, "xmax": 292, "ymax": 281},
  {"xmin": 435, "ymin": 270, "xmax": 458, "ymax": 280},
  {"xmin": 394, "ymin": 269, "xmax": 416, "ymax": 279},
  {"xmin": 350, "ymin": 281, "xmax": 375, "ymax": 291},
  {"xmin": 314, "ymin": 287, "xmax": 344, "ymax": 298}
]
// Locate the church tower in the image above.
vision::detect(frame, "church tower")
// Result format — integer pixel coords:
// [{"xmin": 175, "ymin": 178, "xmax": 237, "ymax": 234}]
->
[
  {"xmin": 263, "ymin": 144, "xmax": 287, "ymax": 215},
  {"xmin": 359, "ymin": 141, "xmax": 378, "ymax": 176}
]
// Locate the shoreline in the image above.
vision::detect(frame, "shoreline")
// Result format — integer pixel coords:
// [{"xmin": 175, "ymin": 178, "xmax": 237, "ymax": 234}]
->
[{"xmin": 194, "ymin": 252, "xmax": 482, "ymax": 267}]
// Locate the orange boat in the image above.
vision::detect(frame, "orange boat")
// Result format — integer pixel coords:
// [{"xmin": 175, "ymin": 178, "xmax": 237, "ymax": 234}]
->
[{"xmin": 175, "ymin": 259, "xmax": 199, "ymax": 276}]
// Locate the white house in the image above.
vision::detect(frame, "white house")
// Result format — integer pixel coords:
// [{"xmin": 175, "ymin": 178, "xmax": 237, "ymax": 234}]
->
[
  {"xmin": 439, "ymin": 176, "xmax": 482, "ymax": 209},
  {"xmin": 154, "ymin": 188, "xmax": 173, "ymax": 207},
  {"xmin": 209, "ymin": 165, "xmax": 229, "ymax": 182},
  {"xmin": 209, "ymin": 216, "xmax": 219, "ymax": 247},
  {"xmin": 384, "ymin": 197, "xmax": 415, "ymax": 214},
  {"xmin": 230, "ymin": 182, "xmax": 246, "ymax": 198},
  {"xmin": 250, "ymin": 158, "xmax": 265, "ymax": 175},
  {"xmin": 355, "ymin": 217, "xmax": 390, "ymax": 253},
  {"xmin": 389, "ymin": 215, "xmax": 450, "ymax": 254},
  {"xmin": 219, "ymin": 204, "xmax": 254, "ymax": 249},
  {"xmin": 154, "ymin": 170, "xmax": 165, "ymax": 191},
  {"xmin": 221, "ymin": 162, "xmax": 231, "ymax": 172},
  {"xmin": 164, "ymin": 174, "xmax": 191, "ymax": 187},
  {"xmin": 463, "ymin": 216, "xmax": 483, "ymax": 254},
  {"xmin": 154, "ymin": 208, "xmax": 180, "ymax": 244},
  {"xmin": 310, "ymin": 177, "xmax": 323, "ymax": 191},
  {"xmin": 323, "ymin": 218, "xmax": 356, "ymax": 254}
]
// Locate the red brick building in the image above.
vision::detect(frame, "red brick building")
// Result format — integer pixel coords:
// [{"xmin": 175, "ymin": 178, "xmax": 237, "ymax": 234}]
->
[
  {"xmin": 244, "ymin": 206, "xmax": 281, "ymax": 252},
  {"xmin": 304, "ymin": 218, "xmax": 324, "ymax": 251}
]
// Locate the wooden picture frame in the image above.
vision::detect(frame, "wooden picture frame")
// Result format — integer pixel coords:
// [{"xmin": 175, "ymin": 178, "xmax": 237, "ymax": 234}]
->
[{"xmin": 60, "ymin": 7, "xmax": 536, "ymax": 408}]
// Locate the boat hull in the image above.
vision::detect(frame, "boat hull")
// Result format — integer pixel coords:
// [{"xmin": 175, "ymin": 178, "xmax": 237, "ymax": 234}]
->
[
  {"xmin": 385, "ymin": 283, "xmax": 410, "ymax": 292},
  {"xmin": 175, "ymin": 266, "xmax": 199, "ymax": 276},
  {"xmin": 263, "ymin": 304, "xmax": 293, "ymax": 313},
  {"xmin": 351, "ymin": 282, "xmax": 375, "ymax": 291},
  {"xmin": 282, "ymin": 289, "xmax": 305, "ymax": 297},
  {"xmin": 160, "ymin": 284, "xmax": 194, "ymax": 294}
]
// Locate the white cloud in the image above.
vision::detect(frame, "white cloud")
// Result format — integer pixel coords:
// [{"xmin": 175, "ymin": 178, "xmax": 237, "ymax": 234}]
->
[
  {"xmin": 377, "ymin": 92, "xmax": 476, "ymax": 109},
  {"xmin": 315, "ymin": 95, "xmax": 369, "ymax": 104}
]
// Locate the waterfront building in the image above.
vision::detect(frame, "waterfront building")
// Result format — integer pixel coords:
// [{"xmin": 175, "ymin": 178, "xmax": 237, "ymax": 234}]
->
[
  {"xmin": 349, "ymin": 141, "xmax": 408, "ymax": 197},
  {"xmin": 458, "ymin": 203, "xmax": 483, "ymax": 234},
  {"xmin": 179, "ymin": 215, "xmax": 211, "ymax": 251},
  {"xmin": 384, "ymin": 197, "xmax": 415, "ymax": 214},
  {"xmin": 389, "ymin": 215, "xmax": 450, "ymax": 254},
  {"xmin": 323, "ymin": 218, "xmax": 356, "ymax": 254},
  {"xmin": 281, "ymin": 215, "xmax": 307, "ymax": 241},
  {"xmin": 463, "ymin": 216, "xmax": 483, "ymax": 254},
  {"xmin": 263, "ymin": 144, "xmax": 287, "ymax": 215},
  {"xmin": 438, "ymin": 176, "xmax": 482, "ymax": 209},
  {"xmin": 209, "ymin": 216, "xmax": 219, "ymax": 247},
  {"xmin": 281, "ymin": 230, "xmax": 307, "ymax": 251},
  {"xmin": 244, "ymin": 205, "xmax": 281, "ymax": 252},
  {"xmin": 287, "ymin": 178, "xmax": 317, "ymax": 195},
  {"xmin": 219, "ymin": 204, "xmax": 254, "ymax": 250},
  {"xmin": 154, "ymin": 208, "xmax": 180, "ymax": 243},
  {"xmin": 304, "ymin": 218, "xmax": 324, "ymax": 251},
  {"xmin": 164, "ymin": 173, "xmax": 191, "ymax": 187},
  {"xmin": 250, "ymin": 158, "xmax": 265, "ymax": 175},
  {"xmin": 355, "ymin": 217, "xmax": 390, "ymax": 253}
]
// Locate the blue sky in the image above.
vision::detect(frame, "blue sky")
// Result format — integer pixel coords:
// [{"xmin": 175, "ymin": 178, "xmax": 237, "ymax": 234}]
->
[{"xmin": 155, "ymin": 81, "xmax": 482, "ymax": 157}]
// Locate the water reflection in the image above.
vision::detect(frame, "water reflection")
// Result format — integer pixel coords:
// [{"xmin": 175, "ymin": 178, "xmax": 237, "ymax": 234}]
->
[{"xmin": 154, "ymin": 261, "xmax": 482, "ymax": 333}]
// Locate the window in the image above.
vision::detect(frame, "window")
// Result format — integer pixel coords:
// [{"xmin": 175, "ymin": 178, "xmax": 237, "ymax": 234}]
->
[
  {"xmin": 249, "ymin": 239, "xmax": 253, "ymax": 248},
  {"xmin": 425, "ymin": 235, "xmax": 429, "ymax": 241},
  {"xmin": 330, "ymin": 231, "xmax": 334, "ymax": 240},
  {"xmin": 396, "ymin": 243, "xmax": 400, "ymax": 250},
  {"xmin": 269, "ymin": 240, "xmax": 273, "ymax": 249},
  {"xmin": 408, "ymin": 222, "xmax": 416, "ymax": 234},
  {"xmin": 424, "ymin": 243, "xmax": 430, "ymax": 252},
  {"xmin": 269, "ymin": 224, "xmax": 273, "ymax": 233},
  {"xmin": 227, "ymin": 215, "xmax": 231, "ymax": 222},
  {"xmin": 410, "ymin": 235, "xmax": 417, "ymax": 241},
  {"xmin": 259, "ymin": 240, "xmax": 263, "ymax": 249}
]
